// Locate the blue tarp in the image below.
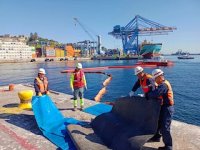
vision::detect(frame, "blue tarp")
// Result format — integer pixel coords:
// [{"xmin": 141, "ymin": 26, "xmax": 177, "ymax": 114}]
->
[
  {"xmin": 83, "ymin": 103, "xmax": 112, "ymax": 116},
  {"xmin": 32, "ymin": 95, "xmax": 86, "ymax": 150}
]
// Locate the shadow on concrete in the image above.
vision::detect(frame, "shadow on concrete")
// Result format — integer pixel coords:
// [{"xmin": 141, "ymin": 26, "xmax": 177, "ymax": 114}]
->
[
  {"xmin": 3, "ymin": 103, "xmax": 19, "ymax": 107},
  {"xmin": 142, "ymin": 146, "xmax": 158, "ymax": 150},
  {"xmin": 0, "ymin": 113, "xmax": 42, "ymax": 135},
  {"xmin": 59, "ymin": 108, "xmax": 74, "ymax": 111},
  {"xmin": 71, "ymin": 129, "xmax": 105, "ymax": 145}
]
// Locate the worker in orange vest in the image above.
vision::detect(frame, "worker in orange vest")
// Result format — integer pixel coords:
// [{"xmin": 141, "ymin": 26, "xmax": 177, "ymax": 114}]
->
[
  {"xmin": 70, "ymin": 63, "xmax": 87, "ymax": 111},
  {"xmin": 147, "ymin": 69, "xmax": 174, "ymax": 150},
  {"xmin": 129, "ymin": 66, "xmax": 155, "ymax": 97},
  {"xmin": 34, "ymin": 68, "xmax": 49, "ymax": 96}
]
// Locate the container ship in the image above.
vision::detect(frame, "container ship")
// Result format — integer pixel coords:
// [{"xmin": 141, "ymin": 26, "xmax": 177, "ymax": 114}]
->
[{"xmin": 139, "ymin": 40, "xmax": 162, "ymax": 59}]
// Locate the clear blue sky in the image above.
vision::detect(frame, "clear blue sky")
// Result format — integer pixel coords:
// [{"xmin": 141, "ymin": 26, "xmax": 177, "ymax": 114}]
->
[{"xmin": 0, "ymin": 0, "xmax": 200, "ymax": 54}]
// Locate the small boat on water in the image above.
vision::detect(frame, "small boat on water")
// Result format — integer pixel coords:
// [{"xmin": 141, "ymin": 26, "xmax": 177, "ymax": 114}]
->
[
  {"xmin": 177, "ymin": 54, "xmax": 194, "ymax": 59},
  {"xmin": 136, "ymin": 56, "xmax": 174, "ymax": 66}
]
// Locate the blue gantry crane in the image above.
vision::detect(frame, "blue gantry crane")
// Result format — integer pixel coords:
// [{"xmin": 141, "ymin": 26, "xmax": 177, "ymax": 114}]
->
[{"xmin": 108, "ymin": 15, "xmax": 176, "ymax": 54}]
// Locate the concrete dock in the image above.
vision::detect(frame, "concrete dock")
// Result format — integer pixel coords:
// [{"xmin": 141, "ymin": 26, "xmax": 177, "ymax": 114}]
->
[{"xmin": 0, "ymin": 84, "xmax": 200, "ymax": 150}]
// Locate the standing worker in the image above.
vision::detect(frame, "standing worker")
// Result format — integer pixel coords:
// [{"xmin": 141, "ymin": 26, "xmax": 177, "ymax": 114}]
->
[
  {"xmin": 70, "ymin": 63, "xmax": 87, "ymax": 111},
  {"xmin": 147, "ymin": 69, "xmax": 174, "ymax": 150},
  {"xmin": 34, "ymin": 68, "xmax": 49, "ymax": 96},
  {"xmin": 129, "ymin": 66, "xmax": 155, "ymax": 97}
]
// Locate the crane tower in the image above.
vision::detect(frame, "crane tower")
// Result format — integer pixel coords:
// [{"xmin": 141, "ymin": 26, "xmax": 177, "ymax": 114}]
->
[{"xmin": 109, "ymin": 15, "xmax": 176, "ymax": 54}]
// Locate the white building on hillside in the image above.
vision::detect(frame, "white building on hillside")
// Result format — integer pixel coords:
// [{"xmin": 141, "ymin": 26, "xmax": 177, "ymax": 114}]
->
[{"xmin": 0, "ymin": 41, "xmax": 33, "ymax": 59}]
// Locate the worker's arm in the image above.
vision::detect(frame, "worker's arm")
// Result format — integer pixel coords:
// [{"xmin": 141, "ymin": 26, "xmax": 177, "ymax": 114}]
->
[
  {"xmin": 131, "ymin": 79, "xmax": 140, "ymax": 92},
  {"xmin": 83, "ymin": 73, "xmax": 87, "ymax": 89},
  {"xmin": 70, "ymin": 73, "xmax": 74, "ymax": 90},
  {"xmin": 46, "ymin": 77, "xmax": 49, "ymax": 91},
  {"xmin": 45, "ymin": 77, "xmax": 50, "ymax": 94},
  {"xmin": 148, "ymin": 83, "xmax": 167, "ymax": 98},
  {"xmin": 34, "ymin": 79, "xmax": 40, "ymax": 95},
  {"xmin": 146, "ymin": 78, "xmax": 156, "ymax": 91}
]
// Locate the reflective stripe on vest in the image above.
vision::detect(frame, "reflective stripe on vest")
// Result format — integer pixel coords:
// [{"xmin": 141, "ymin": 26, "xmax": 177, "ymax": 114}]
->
[
  {"xmin": 73, "ymin": 70, "xmax": 85, "ymax": 88},
  {"xmin": 36, "ymin": 77, "xmax": 48, "ymax": 93},
  {"xmin": 140, "ymin": 74, "xmax": 152, "ymax": 93},
  {"xmin": 160, "ymin": 80, "xmax": 174, "ymax": 106}
]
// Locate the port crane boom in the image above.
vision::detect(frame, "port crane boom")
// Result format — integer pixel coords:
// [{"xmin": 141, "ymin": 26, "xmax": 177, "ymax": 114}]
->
[
  {"xmin": 73, "ymin": 18, "xmax": 101, "ymax": 55},
  {"xmin": 109, "ymin": 15, "xmax": 176, "ymax": 54},
  {"xmin": 73, "ymin": 18, "xmax": 96, "ymax": 41}
]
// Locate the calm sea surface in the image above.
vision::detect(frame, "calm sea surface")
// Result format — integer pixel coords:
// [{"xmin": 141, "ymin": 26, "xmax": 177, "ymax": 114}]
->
[{"xmin": 0, "ymin": 55, "xmax": 200, "ymax": 126}]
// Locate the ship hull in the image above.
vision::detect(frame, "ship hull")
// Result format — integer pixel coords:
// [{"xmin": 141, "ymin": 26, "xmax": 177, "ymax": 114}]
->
[{"xmin": 140, "ymin": 43, "xmax": 162, "ymax": 59}]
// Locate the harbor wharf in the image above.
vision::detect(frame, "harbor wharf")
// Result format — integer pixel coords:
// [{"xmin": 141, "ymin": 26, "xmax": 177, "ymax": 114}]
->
[
  {"xmin": 0, "ymin": 57, "xmax": 91, "ymax": 63},
  {"xmin": 0, "ymin": 84, "xmax": 199, "ymax": 150}
]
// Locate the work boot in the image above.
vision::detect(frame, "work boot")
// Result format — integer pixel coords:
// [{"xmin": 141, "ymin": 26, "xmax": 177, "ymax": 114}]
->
[
  {"xmin": 73, "ymin": 107, "xmax": 77, "ymax": 111},
  {"xmin": 148, "ymin": 134, "xmax": 161, "ymax": 142},
  {"xmin": 80, "ymin": 106, "xmax": 84, "ymax": 111}
]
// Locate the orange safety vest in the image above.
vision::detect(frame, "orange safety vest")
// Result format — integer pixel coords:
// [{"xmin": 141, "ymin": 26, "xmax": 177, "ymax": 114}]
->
[
  {"xmin": 35, "ymin": 77, "xmax": 48, "ymax": 93},
  {"xmin": 160, "ymin": 80, "xmax": 174, "ymax": 106},
  {"xmin": 73, "ymin": 70, "xmax": 85, "ymax": 88},
  {"xmin": 140, "ymin": 74, "xmax": 152, "ymax": 93}
]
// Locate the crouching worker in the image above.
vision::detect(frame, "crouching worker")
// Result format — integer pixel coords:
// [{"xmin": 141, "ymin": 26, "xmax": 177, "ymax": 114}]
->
[
  {"xmin": 129, "ymin": 66, "xmax": 155, "ymax": 97},
  {"xmin": 70, "ymin": 63, "xmax": 87, "ymax": 111},
  {"xmin": 147, "ymin": 69, "xmax": 174, "ymax": 150},
  {"xmin": 34, "ymin": 68, "xmax": 49, "ymax": 96}
]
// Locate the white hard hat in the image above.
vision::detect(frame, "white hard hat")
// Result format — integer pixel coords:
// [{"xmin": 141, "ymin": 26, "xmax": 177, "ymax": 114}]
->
[
  {"xmin": 76, "ymin": 63, "xmax": 82, "ymax": 69},
  {"xmin": 38, "ymin": 68, "xmax": 46, "ymax": 74},
  {"xmin": 134, "ymin": 66, "xmax": 144, "ymax": 75},
  {"xmin": 152, "ymin": 69, "xmax": 164, "ymax": 79}
]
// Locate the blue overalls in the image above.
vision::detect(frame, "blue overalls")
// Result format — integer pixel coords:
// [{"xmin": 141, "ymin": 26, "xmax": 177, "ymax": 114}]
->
[{"xmin": 148, "ymin": 80, "xmax": 174, "ymax": 150}]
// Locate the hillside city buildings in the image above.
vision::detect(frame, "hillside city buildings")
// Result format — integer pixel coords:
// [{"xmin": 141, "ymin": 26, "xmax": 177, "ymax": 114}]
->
[
  {"xmin": 0, "ymin": 34, "xmax": 122, "ymax": 62},
  {"xmin": 0, "ymin": 35, "xmax": 34, "ymax": 60}
]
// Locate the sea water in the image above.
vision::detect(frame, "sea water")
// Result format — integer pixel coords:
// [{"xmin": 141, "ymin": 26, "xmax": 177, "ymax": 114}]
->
[{"xmin": 0, "ymin": 55, "xmax": 200, "ymax": 126}]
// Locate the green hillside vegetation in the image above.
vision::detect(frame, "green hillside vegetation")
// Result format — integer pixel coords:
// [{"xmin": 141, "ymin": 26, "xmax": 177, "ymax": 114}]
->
[{"xmin": 28, "ymin": 32, "xmax": 64, "ymax": 48}]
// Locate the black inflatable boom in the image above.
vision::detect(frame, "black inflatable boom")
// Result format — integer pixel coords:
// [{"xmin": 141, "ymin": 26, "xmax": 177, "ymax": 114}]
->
[{"xmin": 91, "ymin": 96, "xmax": 161, "ymax": 150}]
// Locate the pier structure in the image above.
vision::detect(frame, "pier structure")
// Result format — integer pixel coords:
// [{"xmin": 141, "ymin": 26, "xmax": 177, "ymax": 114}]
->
[{"xmin": 0, "ymin": 84, "xmax": 199, "ymax": 150}]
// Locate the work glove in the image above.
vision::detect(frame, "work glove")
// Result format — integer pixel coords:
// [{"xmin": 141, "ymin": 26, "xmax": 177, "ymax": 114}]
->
[
  {"xmin": 129, "ymin": 91, "xmax": 134, "ymax": 97},
  {"xmin": 46, "ymin": 91, "xmax": 50, "ymax": 95},
  {"xmin": 38, "ymin": 92, "xmax": 42, "ymax": 97},
  {"xmin": 138, "ymin": 94, "xmax": 144, "ymax": 97}
]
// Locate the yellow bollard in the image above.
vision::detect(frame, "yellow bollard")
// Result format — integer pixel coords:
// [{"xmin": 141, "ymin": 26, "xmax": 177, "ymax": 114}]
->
[{"xmin": 18, "ymin": 90, "xmax": 33, "ymax": 110}]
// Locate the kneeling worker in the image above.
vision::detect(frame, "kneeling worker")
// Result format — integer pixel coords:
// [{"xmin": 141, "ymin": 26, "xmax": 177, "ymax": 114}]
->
[
  {"xmin": 129, "ymin": 66, "xmax": 155, "ymax": 97},
  {"xmin": 147, "ymin": 69, "xmax": 174, "ymax": 150},
  {"xmin": 34, "ymin": 68, "xmax": 49, "ymax": 96},
  {"xmin": 70, "ymin": 63, "xmax": 87, "ymax": 111}
]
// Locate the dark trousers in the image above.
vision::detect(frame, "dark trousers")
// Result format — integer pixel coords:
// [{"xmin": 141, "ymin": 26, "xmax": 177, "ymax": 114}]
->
[{"xmin": 157, "ymin": 105, "xmax": 174, "ymax": 149}]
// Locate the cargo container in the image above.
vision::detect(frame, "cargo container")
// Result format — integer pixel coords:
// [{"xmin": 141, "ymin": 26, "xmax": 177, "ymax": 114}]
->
[
  {"xmin": 31, "ymin": 47, "xmax": 36, "ymax": 58},
  {"xmin": 45, "ymin": 46, "xmax": 55, "ymax": 57},
  {"xmin": 74, "ymin": 49, "xmax": 81, "ymax": 57},
  {"xmin": 32, "ymin": 54, "xmax": 37, "ymax": 58},
  {"xmin": 65, "ymin": 44, "xmax": 75, "ymax": 57},
  {"xmin": 55, "ymin": 48, "xmax": 65, "ymax": 57}
]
